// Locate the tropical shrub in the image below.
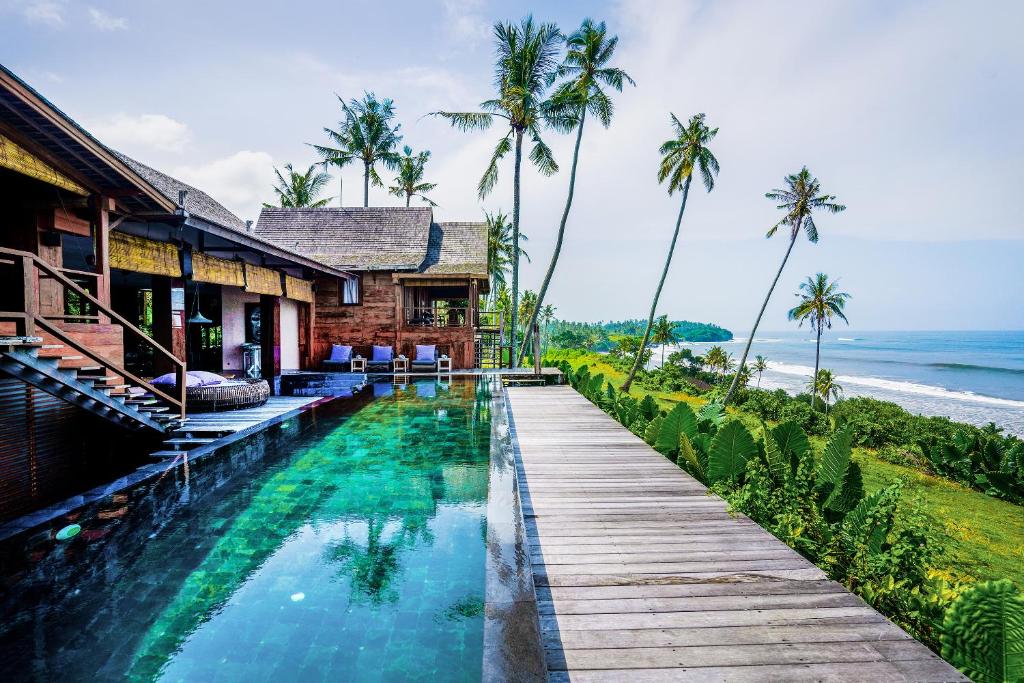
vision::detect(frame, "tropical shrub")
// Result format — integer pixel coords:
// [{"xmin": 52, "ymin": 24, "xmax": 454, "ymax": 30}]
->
[
  {"xmin": 919, "ymin": 431, "xmax": 1024, "ymax": 504},
  {"xmin": 940, "ymin": 579, "xmax": 1024, "ymax": 683}
]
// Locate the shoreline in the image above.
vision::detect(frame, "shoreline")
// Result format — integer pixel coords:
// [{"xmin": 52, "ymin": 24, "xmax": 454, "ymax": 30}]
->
[{"xmin": 651, "ymin": 341, "xmax": 1024, "ymax": 437}]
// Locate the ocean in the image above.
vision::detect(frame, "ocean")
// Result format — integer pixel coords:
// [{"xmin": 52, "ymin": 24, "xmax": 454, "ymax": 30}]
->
[{"xmin": 655, "ymin": 330, "xmax": 1024, "ymax": 436}]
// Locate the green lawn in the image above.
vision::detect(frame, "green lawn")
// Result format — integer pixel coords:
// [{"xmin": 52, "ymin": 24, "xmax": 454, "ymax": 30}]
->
[{"xmin": 548, "ymin": 350, "xmax": 1024, "ymax": 586}]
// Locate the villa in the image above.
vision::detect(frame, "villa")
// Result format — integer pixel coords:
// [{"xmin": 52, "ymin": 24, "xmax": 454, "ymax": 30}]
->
[
  {"xmin": 253, "ymin": 206, "xmax": 497, "ymax": 370},
  {"xmin": 0, "ymin": 65, "xmax": 501, "ymax": 521}
]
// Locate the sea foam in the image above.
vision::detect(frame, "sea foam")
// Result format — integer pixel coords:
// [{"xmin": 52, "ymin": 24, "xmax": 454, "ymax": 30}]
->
[{"xmin": 766, "ymin": 361, "xmax": 1024, "ymax": 409}]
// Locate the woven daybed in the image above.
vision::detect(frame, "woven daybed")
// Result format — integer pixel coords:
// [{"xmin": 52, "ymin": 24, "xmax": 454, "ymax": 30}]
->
[{"xmin": 186, "ymin": 378, "xmax": 270, "ymax": 412}]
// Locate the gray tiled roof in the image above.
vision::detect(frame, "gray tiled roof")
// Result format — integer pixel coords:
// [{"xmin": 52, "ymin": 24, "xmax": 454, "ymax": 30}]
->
[
  {"xmin": 113, "ymin": 152, "xmax": 249, "ymax": 232},
  {"xmin": 254, "ymin": 207, "xmax": 486, "ymax": 276},
  {"xmin": 420, "ymin": 222, "xmax": 488, "ymax": 276}
]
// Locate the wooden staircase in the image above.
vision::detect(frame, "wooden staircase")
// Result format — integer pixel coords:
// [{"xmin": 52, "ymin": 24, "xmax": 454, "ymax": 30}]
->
[
  {"xmin": 475, "ymin": 310, "xmax": 507, "ymax": 368},
  {"xmin": 0, "ymin": 247, "xmax": 186, "ymax": 433}
]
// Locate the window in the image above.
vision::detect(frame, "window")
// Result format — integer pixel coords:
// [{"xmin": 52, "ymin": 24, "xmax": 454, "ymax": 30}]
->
[{"xmin": 342, "ymin": 277, "xmax": 360, "ymax": 305}]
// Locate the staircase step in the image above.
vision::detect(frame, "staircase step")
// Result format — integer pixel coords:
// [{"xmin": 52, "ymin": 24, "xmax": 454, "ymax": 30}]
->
[
  {"xmin": 98, "ymin": 384, "xmax": 131, "ymax": 392},
  {"xmin": 150, "ymin": 450, "xmax": 187, "ymax": 458},
  {"xmin": 123, "ymin": 398, "xmax": 157, "ymax": 405},
  {"xmin": 163, "ymin": 438, "xmax": 216, "ymax": 446},
  {"xmin": 139, "ymin": 406, "xmax": 169, "ymax": 413},
  {"xmin": 74, "ymin": 365, "xmax": 104, "ymax": 373},
  {"xmin": 173, "ymin": 430, "xmax": 232, "ymax": 439}
]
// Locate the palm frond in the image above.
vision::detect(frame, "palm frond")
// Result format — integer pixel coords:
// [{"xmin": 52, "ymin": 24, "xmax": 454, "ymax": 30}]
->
[
  {"xmin": 479, "ymin": 134, "xmax": 512, "ymax": 199},
  {"xmin": 431, "ymin": 111, "xmax": 495, "ymax": 131},
  {"xmin": 528, "ymin": 132, "xmax": 558, "ymax": 175}
]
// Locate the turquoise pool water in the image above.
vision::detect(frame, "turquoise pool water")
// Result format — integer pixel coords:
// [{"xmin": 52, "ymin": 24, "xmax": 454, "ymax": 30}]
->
[{"xmin": 0, "ymin": 378, "xmax": 495, "ymax": 682}]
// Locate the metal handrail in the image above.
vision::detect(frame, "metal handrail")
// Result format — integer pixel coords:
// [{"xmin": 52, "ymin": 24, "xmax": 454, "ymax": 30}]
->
[{"xmin": 0, "ymin": 246, "xmax": 186, "ymax": 417}]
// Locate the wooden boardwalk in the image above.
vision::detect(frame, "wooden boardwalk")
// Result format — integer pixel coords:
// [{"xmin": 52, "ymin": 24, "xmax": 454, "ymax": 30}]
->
[{"xmin": 507, "ymin": 386, "xmax": 965, "ymax": 682}]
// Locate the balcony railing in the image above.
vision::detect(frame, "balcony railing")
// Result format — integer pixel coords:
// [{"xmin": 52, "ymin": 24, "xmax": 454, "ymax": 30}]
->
[{"xmin": 406, "ymin": 306, "xmax": 470, "ymax": 328}]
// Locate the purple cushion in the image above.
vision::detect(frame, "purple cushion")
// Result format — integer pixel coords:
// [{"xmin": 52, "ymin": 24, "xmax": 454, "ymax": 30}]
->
[
  {"xmin": 372, "ymin": 345, "xmax": 393, "ymax": 362},
  {"xmin": 415, "ymin": 345, "xmax": 436, "ymax": 362},
  {"xmin": 329, "ymin": 344, "xmax": 352, "ymax": 362},
  {"xmin": 151, "ymin": 372, "xmax": 197, "ymax": 387},
  {"xmin": 151, "ymin": 371, "xmax": 224, "ymax": 387},
  {"xmin": 188, "ymin": 371, "xmax": 225, "ymax": 386}
]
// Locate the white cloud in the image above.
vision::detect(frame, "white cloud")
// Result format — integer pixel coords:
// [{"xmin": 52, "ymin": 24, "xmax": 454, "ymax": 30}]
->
[
  {"xmin": 441, "ymin": 0, "xmax": 490, "ymax": 45},
  {"xmin": 88, "ymin": 7, "xmax": 126, "ymax": 31},
  {"xmin": 171, "ymin": 151, "xmax": 275, "ymax": 223},
  {"xmin": 89, "ymin": 113, "xmax": 191, "ymax": 153},
  {"xmin": 21, "ymin": 0, "xmax": 64, "ymax": 26}
]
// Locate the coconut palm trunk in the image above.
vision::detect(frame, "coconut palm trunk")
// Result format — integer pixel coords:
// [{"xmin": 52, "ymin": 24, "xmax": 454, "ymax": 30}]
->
[
  {"xmin": 510, "ymin": 130, "xmax": 524, "ymax": 361},
  {"xmin": 516, "ymin": 109, "xmax": 586, "ymax": 365},
  {"xmin": 363, "ymin": 161, "xmax": 370, "ymax": 207},
  {"xmin": 622, "ymin": 175, "xmax": 691, "ymax": 391},
  {"xmin": 812, "ymin": 322, "xmax": 823, "ymax": 411},
  {"xmin": 724, "ymin": 217, "xmax": 802, "ymax": 404}
]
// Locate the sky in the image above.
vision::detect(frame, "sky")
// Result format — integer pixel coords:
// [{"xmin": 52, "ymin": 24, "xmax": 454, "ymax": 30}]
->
[{"xmin": 2, "ymin": 0, "xmax": 1022, "ymax": 331}]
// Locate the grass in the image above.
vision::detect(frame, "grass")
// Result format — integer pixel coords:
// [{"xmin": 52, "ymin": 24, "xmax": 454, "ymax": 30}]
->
[{"xmin": 548, "ymin": 349, "xmax": 1024, "ymax": 587}]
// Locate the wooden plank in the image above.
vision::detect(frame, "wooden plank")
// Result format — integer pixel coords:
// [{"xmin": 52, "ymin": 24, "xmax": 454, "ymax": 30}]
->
[
  {"xmin": 507, "ymin": 386, "xmax": 965, "ymax": 682},
  {"xmin": 543, "ymin": 620, "xmax": 911, "ymax": 650},
  {"xmin": 547, "ymin": 639, "xmax": 941, "ymax": 670},
  {"xmin": 547, "ymin": 659, "xmax": 962, "ymax": 682}
]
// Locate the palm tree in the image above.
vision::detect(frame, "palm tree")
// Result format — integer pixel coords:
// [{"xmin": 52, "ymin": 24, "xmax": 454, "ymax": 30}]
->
[
  {"xmin": 485, "ymin": 210, "xmax": 529, "ymax": 293},
  {"xmin": 788, "ymin": 273, "xmax": 851, "ymax": 409},
  {"xmin": 723, "ymin": 168, "xmax": 846, "ymax": 404},
  {"xmin": 388, "ymin": 145, "xmax": 437, "ymax": 207},
  {"xmin": 722, "ymin": 352, "xmax": 737, "ymax": 375},
  {"xmin": 621, "ymin": 113, "xmax": 719, "ymax": 391},
  {"xmin": 540, "ymin": 304, "xmax": 556, "ymax": 355},
  {"xmin": 515, "ymin": 18, "xmax": 634, "ymax": 364},
  {"xmin": 651, "ymin": 315, "xmax": 678, "ymax": 368},
  {"xmin": 808, "ymin": 368, "xmax": 843, "ymax": 416},
  {"xmin": 704, "ymin": 345, "xmax": 727, "ymax": 376},
  {"xmin": 313, "ymin": 92, "xmax": 403, "ymax": 207},
  {"xmin": 265, "ymin": 163, "xmax": 333, "ymax": 208},
  {"xmin": 433, "ymin": 16, "xmax": 562, "ymax": 358},
  {"xmin": 752, "ymin": 355, "xmax": 769, "ymax": 388},
  {"xmin": 491, "ymin": 282, "xmax": 512, "ymax": 319},
  {"xmin": 518, "ymin": 289, "xmax": 538, "ymax": 339}
]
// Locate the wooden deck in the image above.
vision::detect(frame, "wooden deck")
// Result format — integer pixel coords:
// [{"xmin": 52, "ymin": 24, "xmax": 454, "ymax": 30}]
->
[
  {"xmin": 150, "ymin": 396, "xmax": 324, "ymax": 457},
  {"xmin": 506, "ymin": 386, "xmax": 965, "ymax": 682},
  {"xmin": 182, "ymin": 396, "xmax": 322, "ymax": 434}
]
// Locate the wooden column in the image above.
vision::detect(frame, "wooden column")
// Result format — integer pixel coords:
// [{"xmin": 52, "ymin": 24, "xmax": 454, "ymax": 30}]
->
[
  {"xmin": 469, "ymin": 278, "xmax": 479, "ymax": 328},
  {"xmin": 260, "ymin": 295, "xmax": 281, "ymax": 388},
  {"xmin": 152, "ymin": 276, "xmax": 186, "ymax": 374},
  {"xmin": 93, "ymin": 196, "xmax": 112, "ymax": 308},
  {"xmin": 394, "ymin": 280, "xmax": 403, "ymax": 357},
  {"xmin": 297, "ymin": 300, "xmax": 315, "ymax": 369}
]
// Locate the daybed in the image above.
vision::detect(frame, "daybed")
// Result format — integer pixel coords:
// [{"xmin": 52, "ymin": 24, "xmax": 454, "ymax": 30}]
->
[{"xmin": 151, "ymin": 371, "xmax": 270, "ymax": 412}]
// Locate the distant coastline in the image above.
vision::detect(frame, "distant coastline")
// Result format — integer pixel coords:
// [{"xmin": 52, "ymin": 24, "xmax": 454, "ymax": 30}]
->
[{"xmin": 602, "ymin": 319, "xmax": 733, "ymax": 342}]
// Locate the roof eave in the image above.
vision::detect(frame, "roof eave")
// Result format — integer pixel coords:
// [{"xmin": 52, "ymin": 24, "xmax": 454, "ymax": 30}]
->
[
  {"xmin": 183, "ymin": 216, "xmax": 355, "ymax": 280},
  {"xmin": 0, "ymin": 66, "xmax": 176, "ymax": 213}
]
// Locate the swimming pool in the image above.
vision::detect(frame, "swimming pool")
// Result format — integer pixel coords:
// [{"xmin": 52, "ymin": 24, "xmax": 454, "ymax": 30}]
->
[{"xmin": 0, "ymin": 377, "xmax": 536, "ymax": 681}]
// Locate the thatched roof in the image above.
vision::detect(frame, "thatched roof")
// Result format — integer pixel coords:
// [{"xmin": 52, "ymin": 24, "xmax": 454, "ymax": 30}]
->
[
  {"xmin": 254, "ymin": 207, "xmax": 488, "ymax": 277},
  {"xmin": 113, "ymin": 152, "xmax": 248, "ymax": 232}
]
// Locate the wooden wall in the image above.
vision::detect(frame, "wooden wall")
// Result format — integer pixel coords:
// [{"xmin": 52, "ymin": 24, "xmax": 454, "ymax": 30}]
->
[{"xmin": 312, "ymin": 271, "xmax": 477, "ymax": 369}]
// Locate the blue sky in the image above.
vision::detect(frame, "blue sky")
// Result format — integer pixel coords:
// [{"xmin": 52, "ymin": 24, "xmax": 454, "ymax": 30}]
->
[{"xmin": 2, "ymin": 0, "xmax": 1022, "ymax": 331}]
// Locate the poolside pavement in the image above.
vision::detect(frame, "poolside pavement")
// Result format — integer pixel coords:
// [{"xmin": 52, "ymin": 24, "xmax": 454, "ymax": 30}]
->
[{"xmin": 506, "ymin": 385, "xmax": 966, "ymax": 682}]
